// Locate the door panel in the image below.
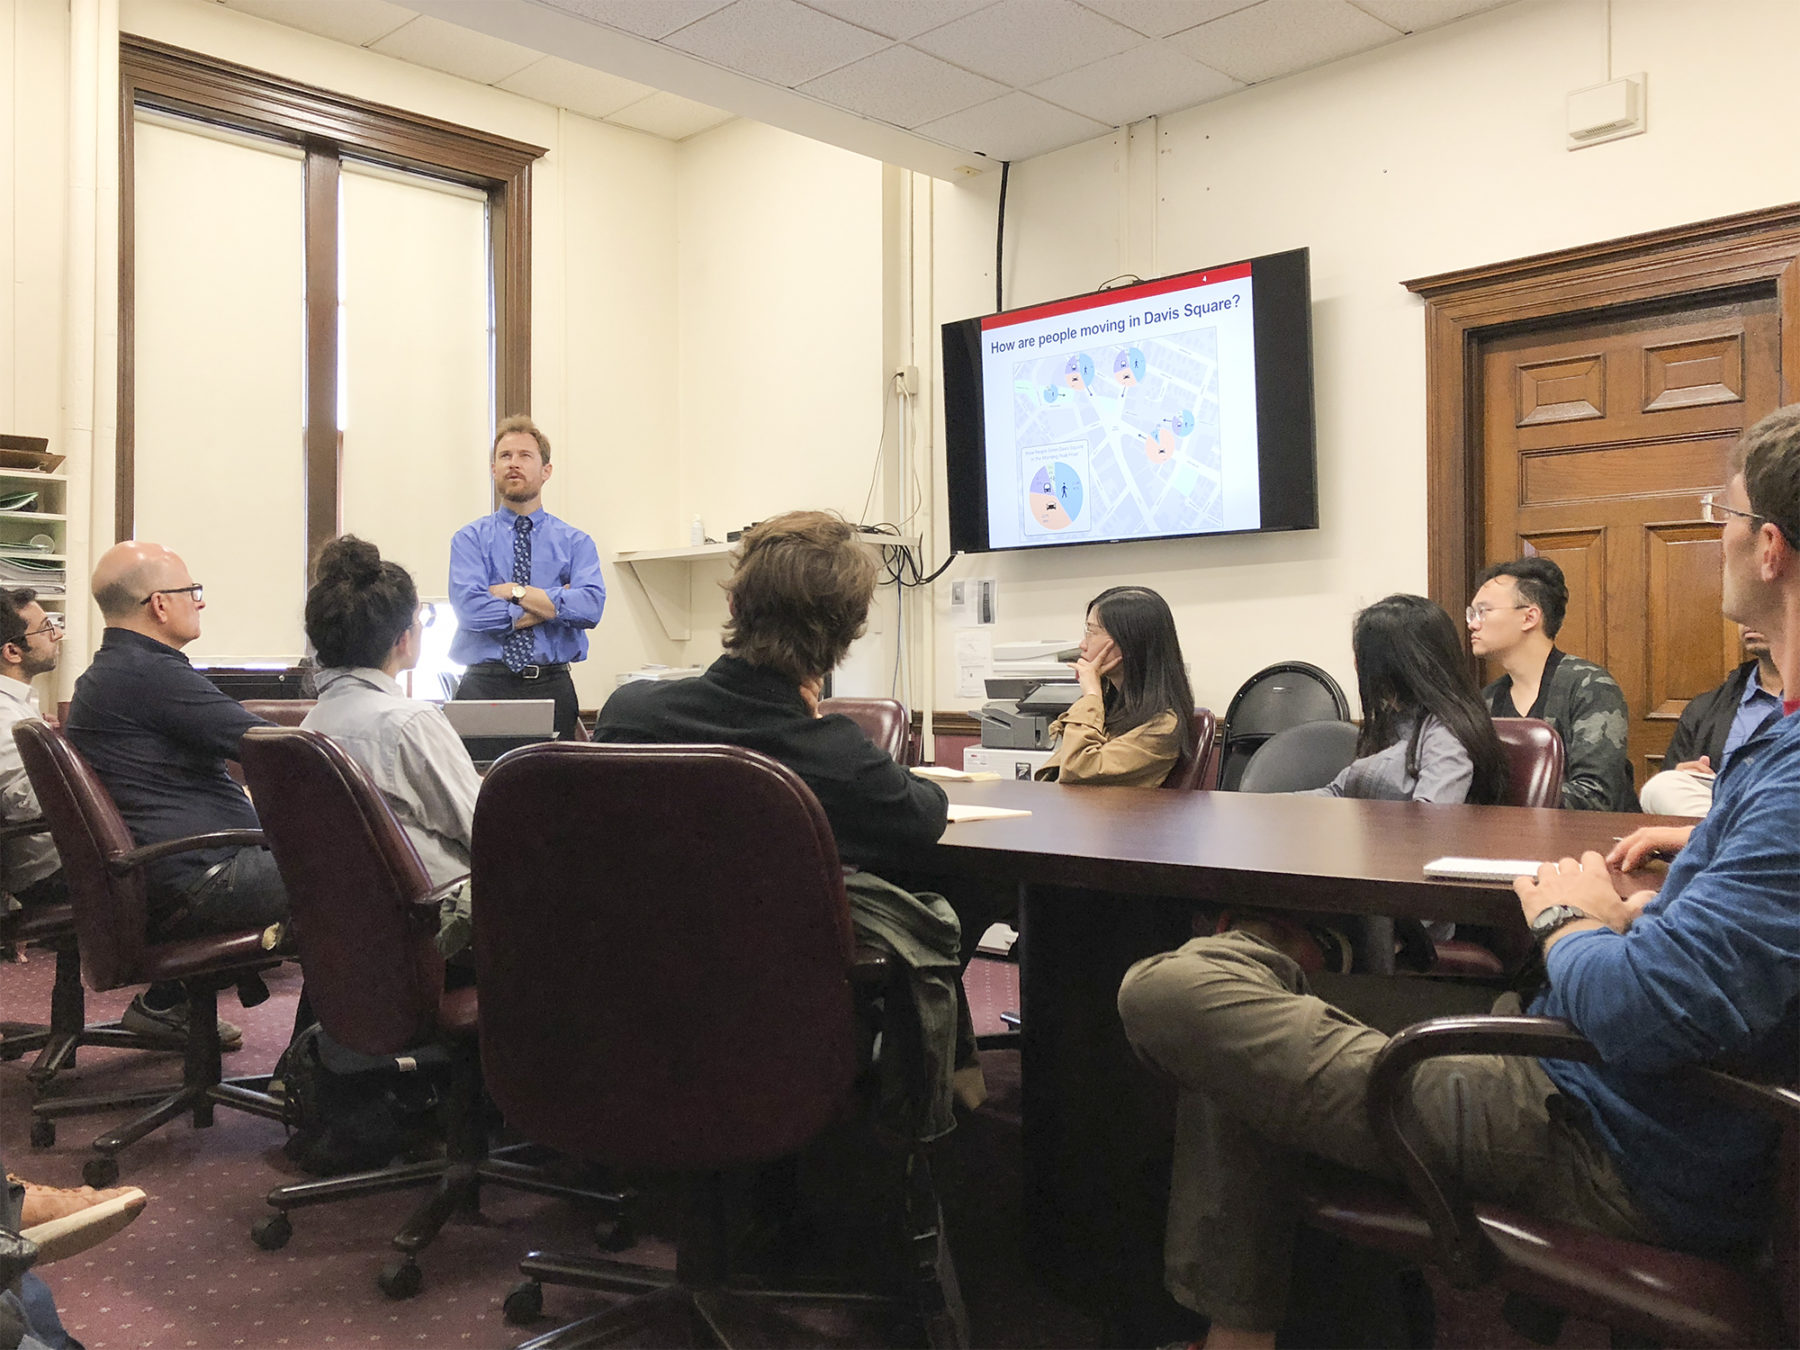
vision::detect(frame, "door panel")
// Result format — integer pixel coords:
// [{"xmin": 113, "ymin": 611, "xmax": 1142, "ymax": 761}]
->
[{"xmin": 1480, "ymin": 292, "xmax": 1779, "ymax": 779}]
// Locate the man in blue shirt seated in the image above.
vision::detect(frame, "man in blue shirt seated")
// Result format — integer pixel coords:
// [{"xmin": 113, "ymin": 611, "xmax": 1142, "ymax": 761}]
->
[
  {"xmin": 1116, "ymin": 405, "xmax": 1800, "ymax": 1349},
  {"xmin": 64, "ymin": 541, "xmax": 286, "ymax": 1050},
  {"xmin": 1639, "ymin": 626, "xmax": 1783, "ymax": 816},
  {"xmin": 448, "ymin": 416, "xmax": 604, "ymax": 743}
]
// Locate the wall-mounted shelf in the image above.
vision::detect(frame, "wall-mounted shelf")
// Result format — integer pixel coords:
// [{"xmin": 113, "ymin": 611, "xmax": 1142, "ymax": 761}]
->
[
  {"xmin": 615, "ymin": 534, "xmax": 918, "ymax": 640},
  {"xmin": 0, "ymin": 470, "xmax": 67, "ymax": 483},
  {"xmin": 0, "ymin": 512, "xmax": 65, "ymax": 523}
]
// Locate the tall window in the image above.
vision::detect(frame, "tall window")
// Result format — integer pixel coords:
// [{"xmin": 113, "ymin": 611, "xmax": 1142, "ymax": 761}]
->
[{"xmin": 120, "ymin": 37, "xmax": 542, "ymax": 661}]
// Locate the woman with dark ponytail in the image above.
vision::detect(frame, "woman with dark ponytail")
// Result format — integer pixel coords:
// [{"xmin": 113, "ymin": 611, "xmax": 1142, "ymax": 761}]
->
[
  {"xmin": 301, "ymin": 536, "xmax": 479, "ymax": 953},
  {"xmin": 1306, "ymin": 593, "xmax": 1508, "ymax": 805}
]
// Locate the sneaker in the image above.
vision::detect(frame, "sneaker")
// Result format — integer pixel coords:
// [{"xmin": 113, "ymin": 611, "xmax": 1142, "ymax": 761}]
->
[
  {"xmin": 11, "ymin": 1176, "xmax": 148, "ymax": 1264},
  {"xmin": 120, "ymin": 994, "xmax": 244, "ymax": 1052}
]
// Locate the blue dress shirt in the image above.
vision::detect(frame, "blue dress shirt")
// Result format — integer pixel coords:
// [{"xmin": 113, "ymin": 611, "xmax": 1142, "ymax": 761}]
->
[
  {"xmin": 448, "ymin": 506, "xmax": 605, "ymax": 666},
  {"xmin": 1721, "ymin": 662, "xmax": 1782, "ymax": 762}
]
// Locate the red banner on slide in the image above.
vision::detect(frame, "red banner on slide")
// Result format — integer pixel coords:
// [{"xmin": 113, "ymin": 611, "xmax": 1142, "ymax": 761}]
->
[{"xmin": 981, "ymin": 262, "xmax": 1253, "ymax": 331}]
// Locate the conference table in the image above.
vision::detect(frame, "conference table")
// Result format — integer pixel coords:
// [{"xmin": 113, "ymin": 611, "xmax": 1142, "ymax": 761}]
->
[{"xmin": 898, "ymin": 778, "xmax": 1675, "ymax": 1335}]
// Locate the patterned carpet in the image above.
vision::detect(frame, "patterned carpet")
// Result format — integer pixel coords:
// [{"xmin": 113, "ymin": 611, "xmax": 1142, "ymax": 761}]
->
[{"xmin": 0, "ymin": 948, "xmax": 1609, "ymax": 1349}]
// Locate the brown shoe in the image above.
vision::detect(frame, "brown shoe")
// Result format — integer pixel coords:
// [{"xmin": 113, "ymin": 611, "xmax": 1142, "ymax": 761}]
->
[{"xmin": 11, "ymin": 1176, "xmax": 147, "ymax": 1263}]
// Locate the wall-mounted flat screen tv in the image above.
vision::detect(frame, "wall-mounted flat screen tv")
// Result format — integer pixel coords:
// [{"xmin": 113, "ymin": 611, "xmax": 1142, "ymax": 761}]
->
[{"xmin": 941, "ymin": 247, "xmax": 1317, "ymax": 555}]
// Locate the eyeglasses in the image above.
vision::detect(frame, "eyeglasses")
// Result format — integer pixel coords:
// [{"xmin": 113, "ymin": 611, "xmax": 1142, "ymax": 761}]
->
[
  {"xmin": 416, "ymin": 602, "xmax": 437, "ymax": 629},
  {"xmin": 1465, "ymin": 603, "xmax": 1530, "ymax": 626},
  {"xmin": 1700, "ymin": 491, "xmax": 1758, "ymax": 526},
  {"xmin": 139, "ymin": 584, "xmax": 204, "ymax": 606},
  {"xmin": 1082, "ymin": 623, "xmax": 1108, "ymax": 639},
  {"xmin": 21, "ymin": 613, "xmax": 64, "ymax": 640}
]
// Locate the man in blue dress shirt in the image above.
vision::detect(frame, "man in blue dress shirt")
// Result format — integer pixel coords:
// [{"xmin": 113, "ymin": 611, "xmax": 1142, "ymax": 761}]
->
[{"xmin": 448, "ymin": 417, "xmax": 605, "ymax": 743}]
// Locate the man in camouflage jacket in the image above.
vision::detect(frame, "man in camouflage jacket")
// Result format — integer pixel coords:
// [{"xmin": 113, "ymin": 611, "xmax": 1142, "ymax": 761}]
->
[{"xmin": 1469, "ymin": 556, "xmax": 1639, "ymax": 812}]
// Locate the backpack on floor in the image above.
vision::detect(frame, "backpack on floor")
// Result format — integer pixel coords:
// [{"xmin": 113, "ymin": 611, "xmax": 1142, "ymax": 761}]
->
[{"xmin": 275, "ymin": 1023, "xmax": 447, "ymax": 1176}]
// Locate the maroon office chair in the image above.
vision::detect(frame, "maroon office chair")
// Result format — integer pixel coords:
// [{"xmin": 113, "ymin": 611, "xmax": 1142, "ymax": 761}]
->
[
  {"xmin": 0, "ymin": 820, "xmax": 179, "ymax": 1106},
  {"xmin": 1492, "ymin": 717, "xmax": 1565, "ymax": 809},
  {"xmin": 239, "ymin": 699, "xmax": 316, "ymax": 727},
  {"xmin": 13, "ymin": 720, "xmax": 286, "ymax": 1186},
  {"xmin": 237, "ymin": 727, "xmax": 627, "ymax": 1300},
  {"xmin": 1418, "ymin": 719, "xmax": 1567, "ymax": 979},
  {"xmin": 1301, "ymin": 1015, "xmax": 1798, "ymax": 1348},
  {"xmin": 819, "ymin": 696, "xmax": 913, "ymax": 764},
  {"xmin": 1158, "ymin": 708, "xmax": 1219, "ymax": 791},
  {"xmin": 474, "ymin": 742, "xmax": 967, "ymax": 1348}
]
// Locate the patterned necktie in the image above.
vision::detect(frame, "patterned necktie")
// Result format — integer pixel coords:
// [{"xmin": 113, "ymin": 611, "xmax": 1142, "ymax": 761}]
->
[{"xmin": 501, "ymin": 515, "xmax": 535, "ymax": 673}]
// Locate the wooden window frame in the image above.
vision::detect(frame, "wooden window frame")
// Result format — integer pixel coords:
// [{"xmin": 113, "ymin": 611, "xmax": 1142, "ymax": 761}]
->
[
  {"xmin": 1402, "ymin": 203, "xmax": 1800, "ymax": 617},
  {"xmin": 118, "ymin": 35, "xmax": 546, "ymax": 556}
]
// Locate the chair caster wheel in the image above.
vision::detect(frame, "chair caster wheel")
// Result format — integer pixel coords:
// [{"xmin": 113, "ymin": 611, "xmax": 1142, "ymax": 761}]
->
[
  {"xmin": 83, "ymin": 1156, "xmax": 119, "ymax": 1188},
  {"xmin": 251, "ymin": 1213, "xmax": 292, "ymax": 1251},
  {"xmin": 29, "ymin": 1118, "xmax": 54, "ymax": 1148},
  {"xmin": 595, "ymin": 1215, "xmax": 634, "ymax": 1251},
  {"xmin": 503, "ymin": 1280, "xmax": 543, "ymax": 1325},
  {"xmin": 377, "ymin": 1257, "xmax": 422, "ymax": 1300}
]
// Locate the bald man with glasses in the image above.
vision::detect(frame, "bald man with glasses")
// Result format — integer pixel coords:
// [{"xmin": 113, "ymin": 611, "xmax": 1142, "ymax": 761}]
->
[{"xmin": 61, "ymin": 542, "xmax": 285, "ymax": 1049}]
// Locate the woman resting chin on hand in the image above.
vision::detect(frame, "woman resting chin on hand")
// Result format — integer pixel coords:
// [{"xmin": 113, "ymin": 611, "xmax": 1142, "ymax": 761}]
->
[{"xmin": 1035, "ymin": 585, "xmax": 1193, "ymax": 787}]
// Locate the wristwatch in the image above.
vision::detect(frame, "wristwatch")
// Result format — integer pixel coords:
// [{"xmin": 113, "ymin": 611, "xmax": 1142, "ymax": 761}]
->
[
  {"xmin": 509, "ymin": 584, "xmax": 526, "ymax": 604},
  {"xmin": 1528, "ymin": 904, "xmax": 1593, "ymax": 945}
]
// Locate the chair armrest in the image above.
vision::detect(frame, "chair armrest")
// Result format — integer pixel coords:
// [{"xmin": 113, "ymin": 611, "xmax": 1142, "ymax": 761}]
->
[
  {"xmin": 422, "ymin": 873, "xmax": 470, "ymax": 908},
  {"xmin": 109, "ymin": 829, "xmax": 267, "ymax": 875},
  {"xmin": 849, "ymin": 943, "xmax": 891, "ymax": 986},
  {"xmin": 0, "ymin": 816, "xmax": 47, "ymax": 842},
  {"xmin": 404, "ymin": 873, "xmax": 470, "ymax": 930},
  {"xmin": 1366, "ymin": 1015, "xmax": 1603, "ymax": 1286}
]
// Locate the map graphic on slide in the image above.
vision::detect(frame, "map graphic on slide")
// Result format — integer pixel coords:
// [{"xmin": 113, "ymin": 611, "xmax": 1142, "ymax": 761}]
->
[{"xmin": 1010, "ymin": 325, "xmax": 1224, "ymax": 540}]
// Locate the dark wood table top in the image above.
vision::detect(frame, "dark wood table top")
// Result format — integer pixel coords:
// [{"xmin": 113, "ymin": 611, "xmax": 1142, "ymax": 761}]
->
[{"xmin": 914, "ymin": 779, "xmax": 1674, "ymax": 925}]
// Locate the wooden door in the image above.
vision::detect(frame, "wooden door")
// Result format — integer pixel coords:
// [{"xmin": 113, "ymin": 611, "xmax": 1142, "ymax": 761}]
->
[{"xmin": 1479, "ymin": 294, "xmax": 1781, "ymax": 781}]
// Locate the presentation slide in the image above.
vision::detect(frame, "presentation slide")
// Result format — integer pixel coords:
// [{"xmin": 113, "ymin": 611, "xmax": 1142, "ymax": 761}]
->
[{"xmin": 977, "ymin": 264, "xmax": 1261, "ymax": 550}]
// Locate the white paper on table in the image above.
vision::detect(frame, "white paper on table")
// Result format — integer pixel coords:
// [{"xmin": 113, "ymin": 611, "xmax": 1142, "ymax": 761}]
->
[
  {"xmin": 946, "ymin": 803, "xmax": 1032, "ymax": 823},
  {"xmin": 954, "ymin": 628, "xmax": 992, "ymax": 699},
  {"xmin": 1423, "ymin": 856, "xmax": 1549, "ymax": 882}
]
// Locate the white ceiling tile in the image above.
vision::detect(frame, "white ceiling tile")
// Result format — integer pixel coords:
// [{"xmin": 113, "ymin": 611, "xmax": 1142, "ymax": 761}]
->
[
  {"xmin": 220, "ymin": 0, "xmax": 417, "ymax": 47},
  {"xmin": 1032, "ymin": 42, "xmax": 1240, "ymax": 126},
  {"xmin": 1349, "ymin": 0, "xmax": 1514, "ymax": 35},
  {"xmin": 1073, "ymin": 0, "xmax": 1258, "ymax": 39},
  {"xmin": 798, "ymin": 44, "xmax": 1006, "ymax": 129},
  {"xmin": 525, "ymin": 0, "xmax": 736, "ymax": 41},
  {"xmin": 607, "ymin": 89, "xmax": 735, "ymax": 139},
  {"xmin": 367, "ymin": 14, "xmax": 543, "ymax": 84},
  {"xmin": 910, "ymin": 0, "xmax": 1142, "ymax": 86},
  {"xmin": 797, "ymin": 0, "xmax": 997, "ymax": 41},
  {"xmin": 495, "ymin": 55, "xmax": 659, "ymax": 119},
  {"xmin": 661, "ymin": 0, "xmax": 892, "ymax": 87},
  {"xmin": 1168, "ymin": 0, "xmax": 1399, "ymax": 84},
  {"xmin": 914, "ymin": 89, "xmax": 1110, "ymax": 161}
]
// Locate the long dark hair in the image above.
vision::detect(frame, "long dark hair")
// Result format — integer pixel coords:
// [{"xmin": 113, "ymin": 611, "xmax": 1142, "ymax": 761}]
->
[
  {"xmin": 1088, "ymin": 586, "xmax": 1194, "ymax": 753},
  {"xmin": 1351, "ymin": 594, "xmax": 1508, "ymax": 805},
  {"xmin": 305, "ymin": 535, "xmax": 418, "ymax": 670}
]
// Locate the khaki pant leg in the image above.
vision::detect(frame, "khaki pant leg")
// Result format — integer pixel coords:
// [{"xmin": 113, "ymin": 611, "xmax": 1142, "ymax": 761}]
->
[
  {"xmin": 1117, "ymin": 933, "xmax": 1660, "ymax": 1332},
  {"xmin": 1638, "ymin": 769, "xmax": 1714, "ymax": 817}
]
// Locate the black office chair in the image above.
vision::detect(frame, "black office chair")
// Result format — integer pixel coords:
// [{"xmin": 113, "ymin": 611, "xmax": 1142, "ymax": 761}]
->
[
  {"xmin": 1236, "ymin": 719, "xmax": 1359, "ymax": 794},
  {"xmin": 1217, "ymin": 661, "xmax": 1351, "ymax": 791}
]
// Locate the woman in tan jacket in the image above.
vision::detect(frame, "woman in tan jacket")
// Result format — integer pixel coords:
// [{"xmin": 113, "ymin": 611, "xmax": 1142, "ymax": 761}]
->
[{"xmin": 1036, "ymin": 585, "xmax": 1194, "ymax": 785}]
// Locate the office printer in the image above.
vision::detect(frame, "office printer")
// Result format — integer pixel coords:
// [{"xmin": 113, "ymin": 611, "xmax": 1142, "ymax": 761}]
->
[{"xmin": 976, "ymin": 640, "xmax": 1082, "ymax": 750}]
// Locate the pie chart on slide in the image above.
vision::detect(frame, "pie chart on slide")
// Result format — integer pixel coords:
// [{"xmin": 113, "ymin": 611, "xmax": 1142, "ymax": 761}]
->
[{"xmin": 1028, "ymin": 462, "xmax": 1084, "ymax": 531}]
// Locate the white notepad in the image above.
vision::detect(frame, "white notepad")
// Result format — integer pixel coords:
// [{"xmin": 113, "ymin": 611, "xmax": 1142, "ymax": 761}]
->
[
  {"xmin": 946, "ymin": 804, "xmax": 1032, "ymax": 824},
  {"xmin": 1423, "ymin": 856, "xmax": 1549, "ymax": 882},
  {"xmin": 910, "ymin": 765, "xmax": 1002, "ymax": 782}
]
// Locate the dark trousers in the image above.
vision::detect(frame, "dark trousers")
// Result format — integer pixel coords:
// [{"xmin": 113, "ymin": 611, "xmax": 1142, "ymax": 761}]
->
[{"xmin": 455, "ymin": 663, "xmax": 580, "ymax": 742}]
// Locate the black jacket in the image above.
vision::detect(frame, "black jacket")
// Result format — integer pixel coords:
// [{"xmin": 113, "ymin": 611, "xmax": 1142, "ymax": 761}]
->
[
  {"xmin": 1662, "ymin": 661, "xmax": 1776, "ymax": 771},
  {"xmin": 593, "ymin": 655, "xmax": 947, "ymax": 870}
]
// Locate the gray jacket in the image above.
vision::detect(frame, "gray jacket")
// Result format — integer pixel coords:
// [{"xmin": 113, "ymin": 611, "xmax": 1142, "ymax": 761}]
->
[
  {"xmin": 1303, "ymin": 715, "xmax": 1473, "ymax": 802},
  {"xmin": 302, "ymin": 668, "xmax": 481, "ymax": 887}
]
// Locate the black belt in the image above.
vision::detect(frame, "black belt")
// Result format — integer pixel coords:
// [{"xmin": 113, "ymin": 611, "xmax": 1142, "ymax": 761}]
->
[{"xmin": 466, "ymin": 661, "xmax": 570, "ymax": 681}]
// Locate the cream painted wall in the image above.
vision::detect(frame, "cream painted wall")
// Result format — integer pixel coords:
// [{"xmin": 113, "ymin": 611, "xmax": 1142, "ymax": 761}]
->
[
  {"xmin": 667, "ymin": 117, "xmax": 894, "ymax": 684},
  {"xmin": 0, "ymin": 0, "xmax": 70, "ymax": 449},
  {"xmin": 925, "ymin": 0, "xmax": 1800, "ymax": 721}
]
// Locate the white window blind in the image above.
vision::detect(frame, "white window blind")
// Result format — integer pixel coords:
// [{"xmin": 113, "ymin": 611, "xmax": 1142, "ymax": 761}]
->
[
  {"xmin": 132, "ymin": 115, "xmax": 306, "ymax": 661},
  {"xmin": 338, "ymin": 160, "xmax": 493, "ymax": 604}
]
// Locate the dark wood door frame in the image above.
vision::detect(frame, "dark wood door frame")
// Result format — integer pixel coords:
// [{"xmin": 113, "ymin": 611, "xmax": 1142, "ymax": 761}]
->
[{"xmin": 1403, "ymin": 203, "xmax": 1800, "ymax": 616}]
